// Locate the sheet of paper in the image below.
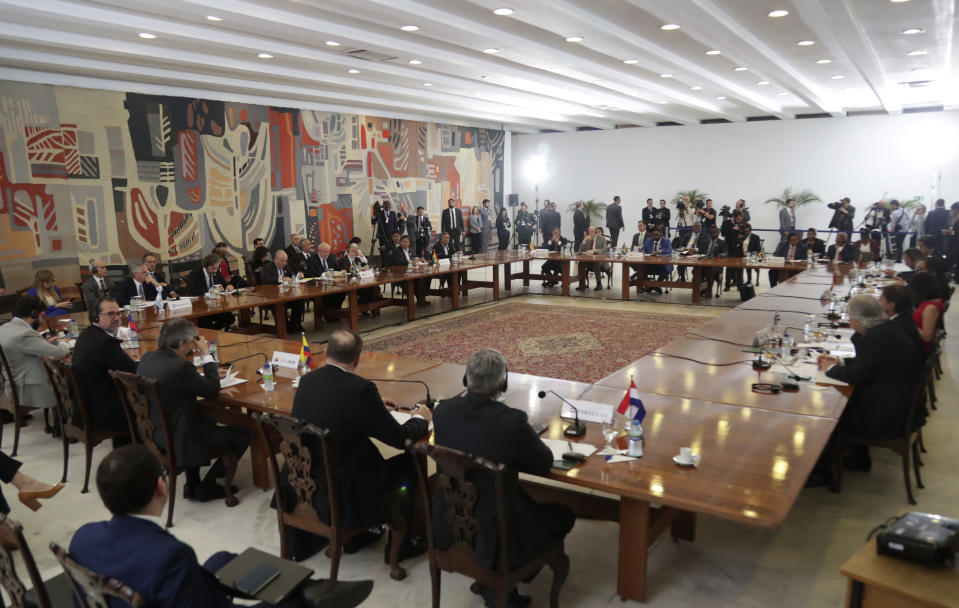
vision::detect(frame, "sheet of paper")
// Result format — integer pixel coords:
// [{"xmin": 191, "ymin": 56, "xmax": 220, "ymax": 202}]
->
[
  {"xmin": 220, "ymin": 375, "xmax": 248, "ymax": 388},
  {"xmin": 560, "ymin": 400, "xmax": 614, "ymax": 424},
  {"xmin": 390, "ymin": 410, "xmax": 432, "ymax": 430},
  {"xmin": 605, "ymin": 454, "xmax": 637, "ymax": 464},
  {"xmin": 541, "ymin": 438, "xmax": 598, "ymax": 461}
]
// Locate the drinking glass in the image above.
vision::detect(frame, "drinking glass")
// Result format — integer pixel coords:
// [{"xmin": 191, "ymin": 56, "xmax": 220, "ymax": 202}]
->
[{"xmin": 602, "ymin": 420, "xmax": 620, "ymax": 450}]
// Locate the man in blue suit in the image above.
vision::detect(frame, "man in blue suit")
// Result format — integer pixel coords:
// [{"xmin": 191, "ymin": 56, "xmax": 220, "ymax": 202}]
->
[
  {"xmin": 769, "ymin": 232, "xmax": 808, "ymax": 287},
  {"xmin": 69, "ymin": 445, "xmax": 372, "ymax": 608},
  {"xmin": 641, "ymin": 227, "xmax": 673, "ymax": 293}
]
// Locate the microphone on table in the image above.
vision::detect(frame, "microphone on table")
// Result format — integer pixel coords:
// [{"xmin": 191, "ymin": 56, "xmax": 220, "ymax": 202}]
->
[
  {"xmin": 763, "ymin": 348, "xmax": 811, "ymax": 382},
  {"xmin": 367, "ymin": 378, "xmax": 437, "ymax": 410},
  {"xmin": 537, "ymin": 390, "xmax": 586, "ymax": 438},
  {"xmin": 217, "ymin": 352, "xmax": 269, "ymax": 370}
]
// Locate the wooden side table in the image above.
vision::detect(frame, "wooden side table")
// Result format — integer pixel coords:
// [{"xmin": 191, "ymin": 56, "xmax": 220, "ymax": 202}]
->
[{"xmin": 840, "ymin": 539, "xmax": 959, "ymax": 607}]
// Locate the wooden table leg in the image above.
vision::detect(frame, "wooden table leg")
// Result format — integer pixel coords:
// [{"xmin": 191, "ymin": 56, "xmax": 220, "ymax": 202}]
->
[
  {"xmin": 504, "ymin": 262, "xmax": 512, "ymax": 292},
  {"xmin": 621, "ymin": 262, "xmax": 630, "ymax": 300},
  {"xmin": 451, "ymin": 272, "xmax": 460, "ymax": 309},
  {"xmin": 249, "ymin": 424, "xmax": 271, "ymax": 490},
  {"xmin": 618, "ymin": 497, "xmax": 650, "ymax": 602},
  {"xmin": 691, "ymin": 268, "xmax": 702, "ymax": 304},
  {"xmin": 492, "ymin": 264, "xmax": 500, "ymax": 300},
  {"xmin": 561, "ymin": 260, "xmax": 570, "ymax": 296},
  {"xmin": 348, "ymin": 290, "xmax": 359, "ymax": 331},
  {"xmin": 312, "ymin": 297, "xmax": 323, "ymax": 329},
  {"xmin": 779, "ymin": 268, "xmax": 788, "ymax": 283},
  {"xmin": 522, "ymin": 260, "xmax": 530, "ymax": 287},
  {"xmin": 671, "ymin": 510, "xmax": 696, "ymax": 542},
  {"xmin": 406, "ymin": 279, "xmax": 415, "ymax": 320},
  {"xmin": 273, "ymin": 302, "xmax": 287, "ymax": 339},
  {"xmin": 238, "ymin": 307, "xmax": 251, "ymax": 327}
]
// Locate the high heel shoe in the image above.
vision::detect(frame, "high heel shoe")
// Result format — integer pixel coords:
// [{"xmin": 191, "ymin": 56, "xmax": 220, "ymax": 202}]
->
[{"xmin": 19, "ymin": 483, "xmax": 65, "ymax": 512}]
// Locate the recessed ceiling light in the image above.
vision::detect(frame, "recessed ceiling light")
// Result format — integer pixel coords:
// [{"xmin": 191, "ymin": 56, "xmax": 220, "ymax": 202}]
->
[
  {"xmin": 660, "ymin": 74, "xmax": 672, "ymax": 78},
  {"xmin": 661, "ymin": 23, "xmax": 681, "ymax": 31},
  {"xmin": 890, "ymin": 0, "xmax": 910, "ymax": 3},
  {"xmin": 757, "ymin": 80, "xmax": 770, "ymax": 85},
  {"xmin": 480, "ymin": 75, "xmax": 490, "ymax": 79},
  {"xmin": 623, "ymin": 59, "xmax": 639, "ymax": 64},
  {"xmin": 493, "ymin": 7, "xmax": 514, "ymax": 16},
  {"xmin": 911, "ymin": 68, "xmax": 928, "ymax": 74},
  {"xmin": 901, "ymin": 27, "xmax": 924, "ymax": 35},
  {"xmin": 205, "ymin": 15, "xmax": 222, "ymax": 22},
  {"xmin": 657, "ymin": 100, "xmax": 669, "ymax": 104},
  {"xmin": 768, "ymin": 10, "xmax": 789, "ymax": 17},
  {"xmin": 408, "ymin": 59, "xmax": 422, "ymax": 65},
  {"xmin": 257, "ymin": 53, "xmax": 273, "ymax": 59},
  {"xmin": 907, "ymin": 50, "xmax": 928, "ymax": 56},
  {"xmin": 816, "ymin": 59, "xmax": 832, "ymax": 64},
  {"xmin": 565, "ymin": 35, "xmax": 584, "ymax": 42},
  {"xmin": 348, "ymin": 68, "xmax": 360, "ymax": 74},
  {"xmin": 593, "ymin": 80, "xmax": 605, "ymax": 84},
  {"xmin": 715, "ymin": 96, "xmax": 727, "ymax": 100},
  {"xmin": 482, "ymin": 48, "xmax": 500, "ymax": 54},
  {"xmin": 326, "ymin": 41, "xmax": 341, "ymax": 46},
  {"xmin": 797, "ymin": 40, "xmax": 815, "ymax": 46},
  {"xmin": 777, "ymin": 92, "xmax": 788, "ymax": 96},
  {"xmin": 138, "ymin": 32, "xmax": 157, "ymax": 39},
  {"xmin": 734, "ymin": 67, "xmax": 749, "ymax": 72},
  {"xmin": 423, "ymin": 82, "xmax": 432, "ymax": 86},
  {"xmin": 690, "ymin": 86, "xmax": 703, "ymax": 90},
  {"xmin": 705, "ymin": 50, "xmax": 722, "ymax": 55},
  {"xmin": 831, "ymin": 74, "xmax": 844, "ymax": 79},
  {"xmin": 400, "ymin": 25, "xmax": 419, "ymax": 31}
]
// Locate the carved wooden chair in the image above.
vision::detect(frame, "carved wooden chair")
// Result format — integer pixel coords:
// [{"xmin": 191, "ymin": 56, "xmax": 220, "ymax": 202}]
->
[
  {"xmin": 0, "ymin": 344, "xmax": 40, "ymax": 457},
  {"xmin": 0, "ymin": 515, "xmax": 52, "ymax": 608},
  {"xmin": 49, "ymin": 542, "xmax": 146, "ymax": 608},
  {"xmin": 407, "ymin": 442, "xmax": 569, "ymax": 608},
  {"xmin": 43, "ymin": 358, "xmax": 129, "ymax": 493},
  {"xmin": 255, "ymin": 412, "xmax": 408, "ymax": 581},
  {"xmin": 108, "ymin": 371, "xmax": 182, "ymax": 528}
]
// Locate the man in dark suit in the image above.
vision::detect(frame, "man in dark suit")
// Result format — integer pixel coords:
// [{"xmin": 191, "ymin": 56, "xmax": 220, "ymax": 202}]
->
[
  {"xmin": 431, "ymin": 232, "xmax": 457, "ymax": 290},
  {"xmin": 433, "ymin": 348, "xmax": 575, "ymax": 607},
  {"xmin": 81, "ymin": 259, "xmax": 114, "ymax": 309},
  {"xmin": 817, "ymin": 296, "xmax": 923, "ymax": 473},
  {"xmin": 742, "ymin": 224, "xmax": 763, "ymax": 285},
  {"xmin": 381, "ymin": 231, "xmax": 402, "ymax": 262},
  {"xmin": 879, "ymin": 285, "xmax": 925, "ymax": 360},
  {"xmin": 280, "ymin": 330, "xmax": 431, "ymax": 561},
  {"xmin": 630, "ymin": 220, "xmax": 648, "ymax": 251},
  {"xmin": 407, "ymin": 206, "xmax": 432, "ymax": 258},
  {"xmin": 441, "ymin": 199, "xmax": 464, "ymax": 251},
  {"xmin": 655, "ymin": 199, "xmax": 671, "ymax": 235},
  {"xmin": 825, "ymin": 232, "xmax": 857, "ymax": 263},
  {"xmin": 721, "ymin": 210, "xmax": 746, "ymax": 290},
  {"xmin": 70, "ymin": 444, "xmax": 372, "ymax": 608},
  {"xmin": 287, "ymin": 238, "xmax": 308, "ymax": 275},
  {"xmin": 142, "ymin": 253, "xmax": 178, "ymax": 298},
  {"xmin": 924, "ymin": 198, "xmax": 950, "ymax": 251},
  {"xmin": 605, "ymin": 195, "xmax": 624, "ymax": 248},
  {"xmin": 770, "ymin": 232, "xmax": 808, "ymax": 287},
  {"xmin": 804, "ymin": 228, "xmax": 826, "ymax": 255},
  {"xmin": 116, "ymin": 263, "xmax": 159, "ymax": 307},
  {"xmin": 186, "ymin": 254, "xmax": 236, "ymax": 331},
  {"xmin": 71, "ymin": 297, "xmax": 136, "ymax": 437},
  {"xmin": 371, "ymin": 200, "xmax": 398, "ymax": 243},
  {"xmin": 260, "ymin": 250, "xmax": 304, "ymax": 334},
  {"xmin": 306, "ymin": 242, "xmax": 347, "ymax": 321},
  {"xmin": 390, "ymin": 236, "xmax": 427, "ymax": 306},
  {"xmin": 641, "ymin": 199, "xmax": 656, "ymax": 227},
  {"xmin": 641, "ymin": 227, "xmax": 673, "ymax": 289},
  {"xmin": 701, "ymin": 225, "xmax": 727, "ymax": 294},
  {"xmin": 541, "ymin": 202, "xmax": 561, "ymax": 243},
  {"xmin": 572, "ymin": 201, "xmax": 588, "ymax": 251},
  {"xmin": 137, "ymin": 318, "xmax": 249, "ymax": 505},
  {"xmin": 828, "ymin": 197, "xmax": 856, "ymax": 235},
  {"xmin": 283, "ymin": 233, "xmax": 302, "ymax": 262}
]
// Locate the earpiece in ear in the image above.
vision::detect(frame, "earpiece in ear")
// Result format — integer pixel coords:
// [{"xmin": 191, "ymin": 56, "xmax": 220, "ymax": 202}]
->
[{"xmin": 462, "ymin": 374, "xmax": 467, "ymax": 388}]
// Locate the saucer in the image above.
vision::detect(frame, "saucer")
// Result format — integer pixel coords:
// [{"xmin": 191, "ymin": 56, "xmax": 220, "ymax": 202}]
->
[{"xmin": 673, "ymin": 455, "xmax": 699, "ymax": 467}]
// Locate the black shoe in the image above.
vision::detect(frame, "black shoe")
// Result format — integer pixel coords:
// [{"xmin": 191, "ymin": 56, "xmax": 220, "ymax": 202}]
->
[
  {"xmin": 654, "ymin": 288, "xmax": 663, "ymax": 294},
  {"xmin": 724, "ymin": 285, "xmax": 732, "ymax": 292},
  {"xmin": 541, "ymin": 281, "xmax": 549, "ymax": 288},
  {"xmin": 575, "ymin": 285, "xmax": 587, "ymax": 291},
  {"xmin": 477, "ymin": 586, "xmax": 532, "ymax": 608},
  {"xmin": 301, "ymin": 579, "xmax": 374, "ymax": 608},
  {"xmin": 184, "ymin": 482, "xmax": 226, "ymax": 502},
  {"xmin": 594, "ymin": 283, "xmax": 602, "ymax": 291},
  {"xmin": 384, "ymin": 535, "xmax": 427, "ymax": 564},
  {"xmin": 343, "ymin": 526, "xmax": 385, "ymax": 554},
  {"xmin": 51, "ymin": 427, "xmax": 61, "ymax": 439}
]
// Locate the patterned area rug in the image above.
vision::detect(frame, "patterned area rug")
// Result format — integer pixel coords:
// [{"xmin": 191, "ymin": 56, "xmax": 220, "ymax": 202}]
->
[{"xmin": 364, "ymin": 303, "xmax": 712, "ymax": 383}]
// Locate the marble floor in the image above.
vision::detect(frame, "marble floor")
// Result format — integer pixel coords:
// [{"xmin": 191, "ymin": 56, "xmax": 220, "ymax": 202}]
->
[{"xmin": 4, "ymin": 264, "xmax": 957, "ymax": 607}]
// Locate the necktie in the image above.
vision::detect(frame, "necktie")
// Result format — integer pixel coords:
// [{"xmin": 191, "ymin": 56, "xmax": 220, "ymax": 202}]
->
[
  {"xmin": 321, "ymin": 258, "xmax": 327, "ymax": 272},
  {"xmin": 788, "ymin": 246, "xmax": 795, "ymax": 261},
  {"xmin": 98, "ymin": 278, "xmax": 105, "ymax": 293},
  {"xmin": 653, "ymin": 240, "xmax": 659, "ymax": 252},
  {"xmin": 137, "ymin": 282, "xmax": 144, "ymax": 297},
  {"xmin": 708, "ymin": 240, "xmax": 715, "ymax": 256},
  {"xmin": 207, "ymin": 272, "xmax": 212, "ymax": 288}
]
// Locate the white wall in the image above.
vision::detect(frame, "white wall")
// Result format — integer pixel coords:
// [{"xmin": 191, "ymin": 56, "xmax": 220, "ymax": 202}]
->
[{"xmin": 510, "ymin": 111, "xmax": 959, "ymax": 240}]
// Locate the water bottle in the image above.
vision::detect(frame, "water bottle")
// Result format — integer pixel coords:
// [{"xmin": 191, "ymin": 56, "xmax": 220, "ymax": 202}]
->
[
  {"xmin": 70, "ymin": 319, "xmax": 79, "ymax": 338},
  {"xmin": 262, "ymin": 363, "xmax": 274, "ymax": 392},
  {"xmin": 628, "ymin": 421, "xmax": 644, "ymax": 457},
  {"xmin": 209, "ymin": 341, "xmax": 218, "ymax": 363},
  {"xmin": 208, "ymin": 284, "xmax": 216, "ymax": 299},
  {"xmin": 782, "ymin": 332, "xmax": 794, "ymax": 358},
  {"xmin": 130, "ymin": 325, "xmax": 139, "ymax": 347},
  {"xmin": 803, "ymin": 314, "xmax": 816, "ymax": 340}
]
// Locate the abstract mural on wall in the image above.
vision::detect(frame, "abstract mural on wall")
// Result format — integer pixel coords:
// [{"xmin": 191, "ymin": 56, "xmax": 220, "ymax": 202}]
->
[{"xmin": 0, "ymin": 80, "xmax": 504, "ymax": 289}]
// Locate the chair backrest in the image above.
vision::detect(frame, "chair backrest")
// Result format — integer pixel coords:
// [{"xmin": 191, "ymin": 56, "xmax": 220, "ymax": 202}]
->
[
  {"xmin": 244, "ymin": 260, "xmax": 261, "ymax": 286},
  {"xmin": 0, "ymin": 344, "xmax": 21, "ymax": 411},
  {"xmin": 49, "ymin": 542, "xmax": 145, "ymax": 608},
  {"xmin": 42, "ymin": 357, "xmax": 87, "ymax": 434},
  {"xmin": 75, "ymin": 282, "xmax": 88, "ymax": 312},
  {"xmin": 905, "ymin": 357, "xmax": 936, "ymax": 434},
  {"xmin": 108, "ymin": 371, "xmax": 177, "ymax": 467},
  {"xmin": 0, "ymin": 515, "xmax": 51, "ymax": 608},
  {"xmin": 406, "ymin": 441, "xmax": 511, "ymax": 575},
  {"xmin": 255, "ymin": 413, "xmax": 338, "ymax": 527}
]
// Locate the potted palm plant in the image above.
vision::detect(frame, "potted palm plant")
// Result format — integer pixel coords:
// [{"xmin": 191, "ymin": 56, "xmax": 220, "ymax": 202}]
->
[
  {"xmin": 765, "ymin": 187, "xmax": 821, "ymax": 208},
  {"xmin": 671, "ymin": 189, "xmax": 709, "ymax": 224},
  {"xmin": 568, "ymin": 199, "xmax": 608, "ymax": 225}
]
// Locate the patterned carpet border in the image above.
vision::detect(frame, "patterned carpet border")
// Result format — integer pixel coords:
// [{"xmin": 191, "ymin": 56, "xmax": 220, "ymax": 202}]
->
[{"xmin": 364, "ymin": 303, "xmax": 712, "ymax": 383}]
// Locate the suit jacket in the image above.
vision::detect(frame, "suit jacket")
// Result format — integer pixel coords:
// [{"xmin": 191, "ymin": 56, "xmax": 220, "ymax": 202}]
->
[
  {"xmin": 441, "ymin": 207, "xmax": 464, "ymax": 235},
  {"xmin": 693, "ymin": 232, "xmax": 711, "ymax": 253},
  {"xmin": 744, "ymin": 233, "xmax": 762, "ymax": 254},
  {"xmin": 283, "ymin": 244, "xmax": 301, "ymax": 261},
  {"xmin": 186, "ymin": 267, "xmax": 229, "ymax": 296},
  {"xmin": 391, "ymin": 247, "xmax": 415, "ymax": 266},
  {"xmin": 579, "ymin": 234, "xmax": 607, "ymax": 252},
  {"xmin": 0, "ymin": 318, "xmax": 70, "ymax": 409},
  {"xmin": 408, "ymin": 214, "xmax": 432, "ymax": 243},
  {"xmin": 720, "ymin": 220, "xmax": 746, "ymax": 257},
  {"xmin": 480, "ymin": 207, "xmax": 492, "ymax": 231},
  {"xmin": 826, "ymin": 322, "xmax": 923, "ymax": 437},
  {"xmin": 630, "ymin": 231, "xmax": 647, "ymax": 250},
  {"xmin": 305, "ymin": 253, "xmax": 339, "ymax": 276},
  {"xmin": 825, "ymin": 243, "xmax": 858, "ymax": 263},
  {"xmin": 642, "ymin": 237, "xmax": 672, "ymax": 256},
  {"xmin": 432, "ymin": 241, "xmax": 456, "ymax": 259},
  {"xmin": 779, "ymin": 207, "xmax": 796, "ymax": 232},
  {"xmin": 641, "ymin": 206, "xmax": 656, "ymax": 227},
  {"xmin": 890, "ymin": 314, "xmax": 926, "ymax": 361},
  {"xmin": 432, "ymin": 392, "xmax": 556, "ymax": 570},
  {"xmin": 70, "ymin": 515, "xmax": 234, "ymax": 608},
  {"xmin": 804, "ymin": 237, "xmax": 826, "ymax": 255},
  {"xmin": 71, "ymin": 325, "xmax": 137, "ymax": 431},
  {"xmin": 287, "ymin": 250, "xmax": 306, "ymax": 275},
  {"xmin": 773, "ymin": 241, "xmax": 808, "ymax": 261},
  {"xmin": 924, "ymin": 208, "xmax": 950, "ymax": 236},
  {"xmin": 285, "ymin": 365, "xmax": 429, "ymax": 528},
  {"xmin": 137, "ymin": 348, "xmax": 221, "ymax": 467},
  {"xmin": 81, "ymin": 276, "xmax": 114, "ymax": 310},
  {"xmin": 572, "ymin": 209, "xmax": 588, "ymax": 240},
  {"xmin": 543, "ymin": 210, "xmax": 561, "ymax": 235},
  {"xmin": 373, "ymin": 209, "xmax": 398, "ymax": 236},
  {"xmin": 115, "ymin": 278, "xmax": 158, "ymax": 306},
  {"xmin": 605, "ymin": 202, "xmax": 624, "ymax": 231},
  {"xmin": 673, "ymin": 229, "xmax": 699, "ymax": 249},
  {"xmin": 258, "ymin": 262, "xmax": 290, "ymax": 285},
  {"xmin": 702, "ymin": 236, "xmax": 727, "ymax": 258}
]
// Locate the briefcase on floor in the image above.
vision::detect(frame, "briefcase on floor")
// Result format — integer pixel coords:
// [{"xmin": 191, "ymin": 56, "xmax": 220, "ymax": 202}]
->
[{"xmin": 739, "ymin": 283, "xmax": 755, "ymax": 301}]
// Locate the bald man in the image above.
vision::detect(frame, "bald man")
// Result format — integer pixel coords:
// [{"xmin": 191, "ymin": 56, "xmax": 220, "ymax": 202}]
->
[
  {"xmin": 261, "ymin": 250, "xmax": 305, "ymax": 333},
  {"xmin": 307, "ymin": 242, "xmax": 347, "ymax": 321},
  {"xmin": 81, "ymin": 259, "xmax": 114, "ymax": 308}
]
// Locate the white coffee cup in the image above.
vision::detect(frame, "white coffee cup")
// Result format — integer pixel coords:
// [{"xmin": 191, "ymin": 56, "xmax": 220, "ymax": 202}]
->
[{"xmin": 679, "ymin": 447, "xmax": 693, "ymax": 462}]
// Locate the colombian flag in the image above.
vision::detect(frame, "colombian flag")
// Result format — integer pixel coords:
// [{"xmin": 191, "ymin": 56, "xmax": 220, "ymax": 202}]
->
[
  {"xmin": 299, "ymin": 333, "xmax": 312, "ymax": 369},
  {"xmin": 127, "ymin": 314, "xmax": 139, "ymax": 334},
  {"xmin": 529, "ymin": 241, "xmax": 535, "ymax": 251},
  {"xmin": 432, "ymin": 250, "xmax": 438, "ymax": 264}
]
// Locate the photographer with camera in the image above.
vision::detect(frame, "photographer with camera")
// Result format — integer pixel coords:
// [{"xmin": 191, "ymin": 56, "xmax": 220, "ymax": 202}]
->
[
  {"xmin": 696, "ymin": 199, "xmax": 716, "ymax": 230},
  {"xmin": 370, "ymin": 199, "xmax": 398, "ymax": 257},
  {"xmin": 887, "ymin": 199, "xmax": 909, "ymax": 262},
  {"xmin": 721, "ymin": 209, "xmax": 746, "ymax": 290},
  {"xmin": 734, "ymin": 199, "xmax": 750, "ymax": 224},
  {"xmin": 515, "ymin": 202, "xmax": 536, "ymax": 249},
  {"xmin": 656, "ymin": 199, "xmax": 671, "ymax": 236},
  {"xmin": 827, "ymin": 197, "xmax": 856, "ymax": 236}
]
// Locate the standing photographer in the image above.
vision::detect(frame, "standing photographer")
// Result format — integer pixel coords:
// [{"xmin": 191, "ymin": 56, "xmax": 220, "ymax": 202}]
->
[
  {"xmin": 655, "ymin": 199, "xmax": 671, "ymax": 236},
  {"xmin": 370, "ymin": 199, "xmax": 398, "ymax": 255},
  {"xmin": 735, "ymin": 199, "xmax": 750, "ymax": 224},
  {"xmin": 696, "ymin": 199, "xmax": 717, "ymax": 230},
  {"xmin": 721, "ymin": 209, "xmax": 746, "ymax": 290},
  {"xmin": 828, "ymin": 197, "xmax": 856, "ymax": 236},
  {"xmin": 887, "ymin": 200, "xmax": 909, "ymax": 262}
]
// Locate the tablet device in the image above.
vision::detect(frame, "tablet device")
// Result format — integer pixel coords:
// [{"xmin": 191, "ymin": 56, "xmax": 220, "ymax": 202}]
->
[{"xmin": 234, "ymin": 564, "xmax": 281, "ymax": 596}]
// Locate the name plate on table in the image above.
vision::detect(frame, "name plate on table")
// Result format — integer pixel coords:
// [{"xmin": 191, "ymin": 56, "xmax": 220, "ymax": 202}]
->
[
  {"xmin": 436, "ymin": 258, "xmax": 451, "ymax": 267},
  {"xmin": 270, "ymin": 351, "xmax": 300, "ymax": 370},
  {"xmin": 626, "ymin": 251, "xmax": 645, "ymax": 259},
  {"xmin": 531, "ymin": 249, "xmax": 550, "ymax": 258},
  {"xmin": 764, "ymin": 256, "xmax": 785, "ymax": 265},
  {"xmin": 358, "ymin": 269, "xmax": 375, "ymax": 280},
  {"xmin": 560, "ymin": 400, "xmax": 615, "ymax": 424},
  {"xmin": 167, "ymin": 299, "xmax": 193, "ymax": 310}
]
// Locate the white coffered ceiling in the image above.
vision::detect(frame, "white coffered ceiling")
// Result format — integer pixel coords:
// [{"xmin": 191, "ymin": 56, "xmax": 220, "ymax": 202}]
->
[{"xmin": 0, "ymin": 0, "xmax": 955, "ymax": 133}]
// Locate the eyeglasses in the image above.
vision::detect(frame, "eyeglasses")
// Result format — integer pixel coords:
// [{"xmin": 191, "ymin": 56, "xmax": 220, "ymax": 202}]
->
[{"xmin": 102, "ymin": 311, "xmax": 122, "ymax": 317}]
